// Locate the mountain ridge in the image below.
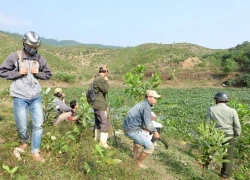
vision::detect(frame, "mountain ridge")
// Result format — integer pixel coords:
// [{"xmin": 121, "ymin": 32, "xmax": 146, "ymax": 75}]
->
[
  {"xmin": 0, "ymin": 30, "xmax": 124, "ymax": 49},
  {"xmin": 1, "ymin": 30, "xmax": 249, "ymax": 87}
]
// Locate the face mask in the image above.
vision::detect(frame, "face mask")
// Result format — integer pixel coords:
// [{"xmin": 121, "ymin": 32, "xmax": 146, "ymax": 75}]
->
[{"xmin": 24, "ymin": 45, "xmax": 37, "ymax": 56}]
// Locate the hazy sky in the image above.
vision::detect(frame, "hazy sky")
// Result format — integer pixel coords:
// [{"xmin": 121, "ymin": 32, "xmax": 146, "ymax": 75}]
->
[{"xmin": 0, "ymin": 0, "xmax": 249, "ymax": 49}]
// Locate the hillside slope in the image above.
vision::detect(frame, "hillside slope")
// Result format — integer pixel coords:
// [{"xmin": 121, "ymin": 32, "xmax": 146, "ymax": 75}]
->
[{"xmin": 1, "ymin": 31, "xmax": 246, "ymax": 87}]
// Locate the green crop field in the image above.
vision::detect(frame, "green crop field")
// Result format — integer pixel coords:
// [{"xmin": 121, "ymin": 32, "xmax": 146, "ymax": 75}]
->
[{"xmin": 1, "ymin": 86, "xmax": 250, "ymax": 179}]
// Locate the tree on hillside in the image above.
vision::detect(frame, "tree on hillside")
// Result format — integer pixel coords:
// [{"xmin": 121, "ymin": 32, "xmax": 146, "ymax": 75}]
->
[
  {"xmin": 124, "ymin": 65, "xmax": 161, "ymax": 103},
  {"xmin": 221, "ymin": 58, "xmax": 238, "ymax": 74}
]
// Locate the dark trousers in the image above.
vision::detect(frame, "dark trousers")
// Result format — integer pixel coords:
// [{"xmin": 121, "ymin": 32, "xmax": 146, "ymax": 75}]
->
[
  {"xmin": 221, "ymin": 135, "xmax": 235, "ymax": 178},
  {"xmin": 151, "ymin": 128, "xmax": 161, "ymax": 143},
  {"xmin": 94, "ymin": 109, "xmax": 109, "ymax": 132}
]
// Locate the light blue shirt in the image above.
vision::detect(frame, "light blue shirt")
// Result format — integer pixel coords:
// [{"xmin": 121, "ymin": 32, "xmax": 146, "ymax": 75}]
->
[{"xmin": 123, "ymin": 99, "xmax": 156, "ymax": 133}]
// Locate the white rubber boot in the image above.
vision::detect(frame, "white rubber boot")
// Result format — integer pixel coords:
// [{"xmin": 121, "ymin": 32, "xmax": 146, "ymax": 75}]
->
[
  {"xmin": 99, "ymin": 132, "xmax": 111, "ymax": 149},
  {"xmin": 94, "ymin": 129, "xmax": 101, "ymax": 142}
]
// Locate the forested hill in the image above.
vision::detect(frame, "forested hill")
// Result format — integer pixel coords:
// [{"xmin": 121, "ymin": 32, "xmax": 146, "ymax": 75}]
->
[
  {"xmin": 40, "ymin": 38, "xmax": 124, "ymax": 49},
  {"xmin": 0, "ymin": 31, "xmax": 123, "ymax": 48},
  {"xmin": 0, "ymin": 30, "xmax": 250, "ymax": 87}
]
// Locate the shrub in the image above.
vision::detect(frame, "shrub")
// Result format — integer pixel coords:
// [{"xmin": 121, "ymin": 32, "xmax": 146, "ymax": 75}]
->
[
  {"xmin": 232, "ymin": 73, "xmax": 250, "ymax": 87},
  {"xmin": 124, "ymin": 65, "xmax": 161, "ymax": 103},
  {"xmin": 189, "ymin": 122, "xmax": 231, "ymax": 178},
  {"xmin": 221, "ymin": 58, "xmax": 238, "ymax": 74},
  {"xmin": 223, "ymin": 78, "xmax": 233, "ymax": 86},
  {"xmin": 52, "ymin": 72, "xmax": 76, "ymax": 83}
]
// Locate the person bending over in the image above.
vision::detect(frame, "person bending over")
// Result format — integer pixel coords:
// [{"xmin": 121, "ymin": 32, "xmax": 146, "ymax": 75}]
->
[
  {"xmin": 68, "ymin": 100, "xmax": 79, "ymax": 123},
  {"xmin": 53, "ymin": 88, "xmax": 72, "ymax": 126},
  {"xmin": 123, "ymin": 90, "xmax": 161, "ymax": 168}
]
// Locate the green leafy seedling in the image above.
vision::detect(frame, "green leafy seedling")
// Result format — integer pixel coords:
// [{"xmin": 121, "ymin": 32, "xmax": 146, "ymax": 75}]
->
[{"xmin": 2, "ymin": 164, "xmax": 18, "ymax": 180}]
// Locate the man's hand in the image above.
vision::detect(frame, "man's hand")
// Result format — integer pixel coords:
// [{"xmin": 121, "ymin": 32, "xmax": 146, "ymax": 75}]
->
[
  {"xmin": 153, "ymin": 130, "xmax": 160, "ymax": 139},
  {"xmin": 104, "ymin": 76, "xmax": 108, "ymax": 81},
  {"xmin": 61, "ymin": 93, "xmax": 66, "ymax": 103},
  {"xmin": 19, "ymin": 68, "xmax": 28, "ymax": 76},
  {"xmin": 31, "ymin": 67, "xmax": 38, "ymax": 75}
]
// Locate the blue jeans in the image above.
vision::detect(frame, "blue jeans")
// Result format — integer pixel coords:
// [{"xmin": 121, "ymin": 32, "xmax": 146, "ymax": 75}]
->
[{"xmin": 13, "ymin": 96, "xmax": 44, "ymax": 154}]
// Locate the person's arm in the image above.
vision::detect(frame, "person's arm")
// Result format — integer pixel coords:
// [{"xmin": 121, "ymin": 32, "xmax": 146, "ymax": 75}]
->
[
  {"xmin": 233, "ymin": 110, "xmax": 241, "ymax": 137},
  {"xmin": 153, "ymin": 130, "xmax": 160, "ymax": 139},
  {"xmin": 34, "ymin": 55, "xmax": 52, "ymax": 80},
  {"xmin": 61, "ymin": 93, "xmax": 66, "ymax": 103},
  {"xmin": 0, "ymin": 53, "xmax": 20, "ymax": 80},
  {"xmin": 56, "ymin": 100, "xmax": 72, "ymax": 112},
  {"xmin": 143, "ymin": 107, "xmax": 156, "ymax": 133},
  {"xmin": 205, "ymin": 108, "xmax": 211, "ymax": 122},
  {"xmin": 96, "ymin": 77, "xmax": 109, "ymax": 94}
]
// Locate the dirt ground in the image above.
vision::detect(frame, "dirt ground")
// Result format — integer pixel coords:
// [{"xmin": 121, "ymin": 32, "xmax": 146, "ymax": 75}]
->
[{"xmin": 39, "ymin": 78, "xmax": 224, "ymax": 90}]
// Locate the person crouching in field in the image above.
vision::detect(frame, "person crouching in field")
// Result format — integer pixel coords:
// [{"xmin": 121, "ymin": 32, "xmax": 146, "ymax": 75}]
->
[
  {"xmin": 123, "ymin": 90, "xmax": 161, "ymax": 168},
  {"xmin": 53, "ymin": 88, "xmax": 73, "ymax": 126},
  {"xmin": 0, "ymin": 31, "xmax": 52, "ymax": 162},
  {"xmin": 205, "ymin": 92, "xmax": 241, "ymax": 180},
  {"xmin": 68, "ymin": 100, "xmax": 79, "ymax": 123}
]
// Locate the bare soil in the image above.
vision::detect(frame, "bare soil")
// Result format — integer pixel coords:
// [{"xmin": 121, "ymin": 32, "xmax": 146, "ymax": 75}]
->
[{"xmin": 181, "ymin": 57, "xmax": 202, "ymax": 69}]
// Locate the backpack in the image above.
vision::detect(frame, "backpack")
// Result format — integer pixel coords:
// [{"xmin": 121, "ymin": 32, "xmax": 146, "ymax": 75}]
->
[
  {"xmin": 16, "ymin": 50, "xmax": 39, "ymax": 73},
  {"xmin": 86, "ymin": 82, "xmax": 97, "ymax": 105}
]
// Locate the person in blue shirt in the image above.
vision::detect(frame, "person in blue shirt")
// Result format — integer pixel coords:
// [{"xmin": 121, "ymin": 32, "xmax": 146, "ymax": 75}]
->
[{"xmin": 123, "ymin": 90, "xmax": 161, "ymax": 168}]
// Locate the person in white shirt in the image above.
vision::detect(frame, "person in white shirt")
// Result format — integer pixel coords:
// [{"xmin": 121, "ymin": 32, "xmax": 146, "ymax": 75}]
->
[{"xmin": 145, "ymin": 111, "xmax": 162, "ymax": 146}]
